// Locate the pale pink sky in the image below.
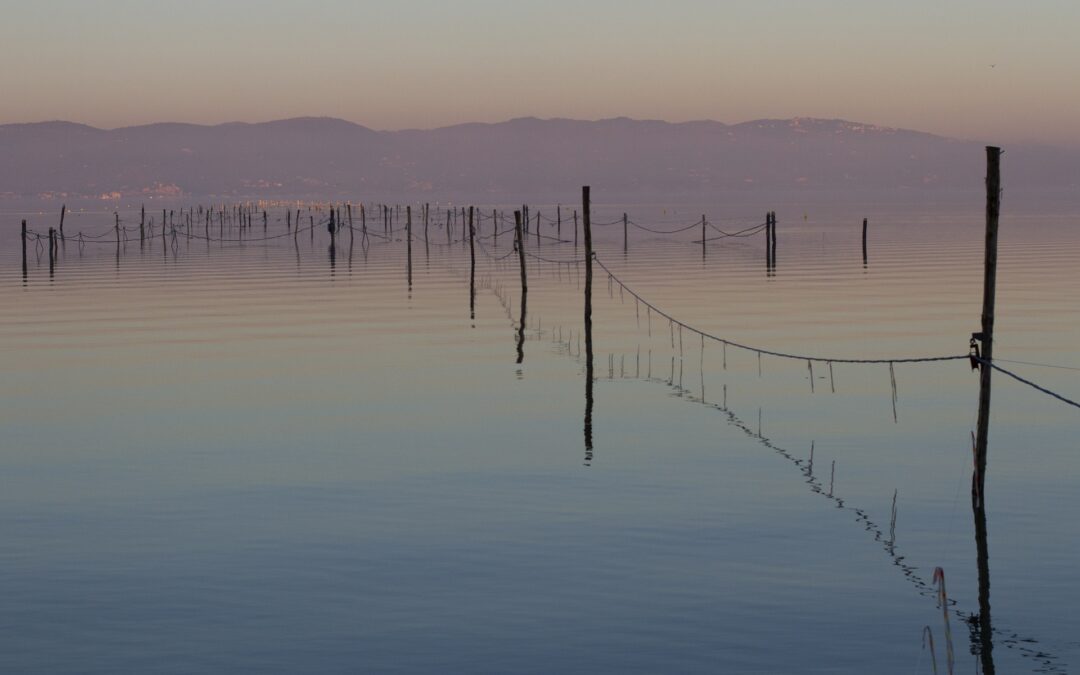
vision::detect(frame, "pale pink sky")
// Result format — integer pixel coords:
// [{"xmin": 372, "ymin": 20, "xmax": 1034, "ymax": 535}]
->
[{"xmin": 2, "ymin": 1, "xmax": 1078, "ymax": 144}]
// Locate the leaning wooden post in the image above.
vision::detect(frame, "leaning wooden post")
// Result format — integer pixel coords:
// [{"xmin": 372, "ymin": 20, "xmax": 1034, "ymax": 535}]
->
[
  {"xmin": 973, "ymin": 146, "xmax": 1001, "ymax": 507},
  {"xmin": 59, "ymin": 204, "xmax": 66, "ymax": 243},
  {"xmin": 583, "ymin": 186, "xmax": 594, "ymax": 458},
  {"xmin": 862, "ymin": 217, "xmax": 868, "ymax": 265}
]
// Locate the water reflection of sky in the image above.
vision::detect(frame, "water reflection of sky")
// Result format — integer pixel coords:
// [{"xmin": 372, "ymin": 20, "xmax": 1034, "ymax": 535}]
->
[{"xmin": 1, "ymin": 202, "xmax": 1077, "ymax": 673}]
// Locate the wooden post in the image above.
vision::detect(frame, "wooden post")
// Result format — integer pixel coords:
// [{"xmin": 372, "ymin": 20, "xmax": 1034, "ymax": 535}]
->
[
  {"xmin": 447, "ymin": 209, "xmax": 452, "ymax": 244},
  {"xmin": 493, "ymin": 210, "xmax": 499, "ymax": 245},
  {"xmin": 771, "ymin": 211, "xmax": 777, "ymax": 263},
  {"xmin": 21, "ymin": 220, "xmax": 27, "ymax": 278},
  {"xmin": 48, "ymin": 227, "xmax": 55, "ymax": 272},
  {"xmin": 59, "ymin": 204, "xmax": 66, "ymax": 242},
  {"xmin": 514, "ymin": 210, "xmax": 528, "ymax": 365},
  {"xmin": 557, "ymin": 205, "xmax": 562, "ymax": 238},
  {"xmin": 162, "ymin": 209, "xmax": 167, "ymax": 250},
  {"xmin": 535, "ymin": 209, "xmax": 540, "ymax": 247},
  {"xmin": 468, "ymin": 206, "xmax": 476, "ymax": 317},
  {"xmin": 765, "ymin": 211, "xmax": 772, "ymax": 268},
  {"xmin": 263, "ymin": 210, "xmax": 268, "ymax": 232},
  {"xmin": 862, "ymin": 217, "xmax": 868, "ymax": 265},
  {"xmin": 973, "ymin": 146, "xmax": 1001, "ymax": 506},
  {"xmin": 583, "ymin": 186, "xmax": 594, "ymax": 460},
  {"xmin": 424, "ymin": 203, "xmax": 430, "ymax": 242},
  {"xmin": 574, "ymin": 210, "xmax": 579, "ymax": 247},
  {"xmin": 623, "ymin": 212, "xmax": 628, "ymax": 252},
  {"xmin": 702, "ymin": 214, "xmax": 707, "ymax": 257},
  {"xmin": 406, "ymin": 205, "xmax": 412, "ymax": 287}
]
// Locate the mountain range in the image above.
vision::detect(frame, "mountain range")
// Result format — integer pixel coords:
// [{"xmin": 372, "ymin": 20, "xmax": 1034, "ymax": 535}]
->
[{"xmin": 1, "ymin": 116, "xmax": 1077, "ymax": 201}]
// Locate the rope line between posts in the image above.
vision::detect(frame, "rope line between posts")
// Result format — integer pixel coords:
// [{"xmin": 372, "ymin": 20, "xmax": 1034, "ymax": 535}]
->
[
  {"xmin": 975, "ymin": 358, "xmax": 1080, "ymax": 410},
  {"xmin": 592, "ymin": 254, "xmax": 968, "ymax": 366}
]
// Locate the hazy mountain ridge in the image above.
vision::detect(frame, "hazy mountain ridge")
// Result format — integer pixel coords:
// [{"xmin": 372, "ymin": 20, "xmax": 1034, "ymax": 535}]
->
[{"xmin": 1, "ymin": 116, "xmax": 1076, "ymax": 201}]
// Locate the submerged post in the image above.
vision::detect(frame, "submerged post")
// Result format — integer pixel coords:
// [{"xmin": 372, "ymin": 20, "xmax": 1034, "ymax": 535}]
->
[{"xmin": 973, "ymin": 146, "xmax": 1001, "ymax": 506}]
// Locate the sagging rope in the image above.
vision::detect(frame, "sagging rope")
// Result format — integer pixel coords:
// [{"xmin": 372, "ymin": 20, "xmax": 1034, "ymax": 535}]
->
[{"xmin": 593, "ymin": 254, "xmax": 968, "ymax": 366}]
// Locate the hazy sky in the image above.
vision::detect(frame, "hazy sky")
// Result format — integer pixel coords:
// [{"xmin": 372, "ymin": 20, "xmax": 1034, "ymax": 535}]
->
[{"xmin": 2, "ymin": 1, "xmax": 1078, "ymax": 143}]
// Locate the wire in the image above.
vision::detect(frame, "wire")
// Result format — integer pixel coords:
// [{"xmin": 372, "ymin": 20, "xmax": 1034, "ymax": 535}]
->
[{"xmin": 975, "ymin": 358, "xmax": 1080, "ymax": 410}]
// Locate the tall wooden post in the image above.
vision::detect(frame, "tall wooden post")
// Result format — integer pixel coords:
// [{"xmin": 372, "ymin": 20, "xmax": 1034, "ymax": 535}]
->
[
  {"xmin": 59, "ymin": 204, "xmax": 66, "ymax": 242},
  {"xmin": 406, "ymin": 205, "xmax": 412, "ymax": 287},
  {"xmin": 702, "ymin": 214, "xmax": 707, "ymax": 257},
  {"xmin": 574, "ymin": 210, "xmax": 579, "ymax": 247},
  {"xmin": 468, "ymin": 206, "xmax": 476, "ymax": 318},
  {"xmin": 583, "ymin": 186, "xmax": 594, "ymax": 460},
  {"xmin": 514, "ymin": 210, "xmax": 528, "ymax": 365},
  {"xmin": 536, "ymin": 210, "xmax": 541, "ymax": 247},
  {"xmin": 973, "ymin": 146, "xmax": 1001, "ymax": 506},
  {"xmin": 765, "ymin": 211, "xmax": 772, "ymax": 268}
]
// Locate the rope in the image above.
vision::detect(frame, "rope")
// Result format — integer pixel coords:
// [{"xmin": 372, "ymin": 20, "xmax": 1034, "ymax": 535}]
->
[
  {"xmin": 628, "ymin": 219, "xmax": 703, "ymax": 234},
  {"xmin": 523, "ymin": 250, "xmax": 583, "ymax": 265},
  {"xmin": 975, "ymin": 358, "xmax": 1080, "ymax": 410},
  {"xmin": 593, "ymin": 254, "xmax": 968, "ymax": 365}
]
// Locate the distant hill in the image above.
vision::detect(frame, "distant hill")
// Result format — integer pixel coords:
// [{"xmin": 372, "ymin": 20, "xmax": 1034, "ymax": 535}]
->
[{"xmin": 1, "ymin": 116, "xmax": 1077, "ymax": 201}]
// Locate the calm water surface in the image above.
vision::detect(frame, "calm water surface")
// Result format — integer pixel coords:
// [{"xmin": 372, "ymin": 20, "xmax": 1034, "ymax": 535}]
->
[{"xmin": 1, "ymin": 200, "xmax": 1077, "ymax": 673}]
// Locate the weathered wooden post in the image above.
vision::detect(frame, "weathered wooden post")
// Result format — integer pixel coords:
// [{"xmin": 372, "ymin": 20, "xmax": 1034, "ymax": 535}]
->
[
  {"xmin": 514, "ymin": 210, "xmax": 528, "ymax": 364},
  {"xmin": 583, "ymin": 186, "xmax": 594, "ymax": 460},
  {"xmin": 862, "ymin": 217, "xmax": 868, "ymax": 265},
  {"xmin": 468, "ymin": 206, "xmax": 476, "ymax": 316},
  {"xmin": 973, "ymin": 146, "xmax": 1001, "ymax": 507},
  {"xmin": 535, "ymin": 210, "xmax": 541, "ymax": 247},
  {"xmin": 406, "ymin": 205, "xmax": 413, "ymax": 287},
  {"xmin": 771, "ymin": 211, "xmax": 777, "ymax": 263}
]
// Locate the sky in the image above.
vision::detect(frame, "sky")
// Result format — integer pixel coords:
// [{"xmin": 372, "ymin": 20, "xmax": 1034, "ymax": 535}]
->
[{"xmin": 1, "ymin": 0, "xmax": 1078, "ymax": 144}]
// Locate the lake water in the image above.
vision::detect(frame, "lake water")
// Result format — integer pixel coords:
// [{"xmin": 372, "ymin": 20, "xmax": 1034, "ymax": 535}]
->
[{"xmin": 1, "ymin": 198, "xmax": 1078, "ymax": 673}]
